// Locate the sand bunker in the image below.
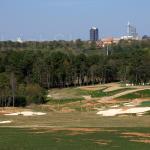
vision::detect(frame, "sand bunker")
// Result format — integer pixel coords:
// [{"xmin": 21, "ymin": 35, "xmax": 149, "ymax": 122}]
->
[
  {"xmin": 97, "ymin": 107, "xmax": 150, "ymax": 116},
  {"xmin": 0, "ymin": 120, "xmax": 12, "ymax": 124},
  {"xmin": 5, "ymin": 111, "xmax": 46, "ymax": 116}
]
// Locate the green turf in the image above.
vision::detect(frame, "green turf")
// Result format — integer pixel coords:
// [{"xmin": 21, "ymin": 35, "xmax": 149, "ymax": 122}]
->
[
  {"xmin": 118, "ymin": 90, "xmax": 150, "ymax": 100},
  {"xmin": 46, "ymin": 88, "xmax": 132, "ymax": 112},
  {"xmin": 80, "ymin": 88, "xmax": 132, "ymax": 98},
  {"xmin": 139, "ymin": 101, "xmax": 150, "ymax": 107},
  {"xmin": 0, "ymin": 127, "xmax": 149, "ymax": 150},
  {"xmin": 48, "ymin": 88, "xmax": 131, "ymax": 104}
]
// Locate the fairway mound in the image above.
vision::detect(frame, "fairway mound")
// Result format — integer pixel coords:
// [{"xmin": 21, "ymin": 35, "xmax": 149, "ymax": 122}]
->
[
  {"xmin": 4, "ymin": 111, "xmax": 46, "ymax": 116},
  {"xmin": 97, "ymin": 107, "xmax": 150, "ymax": 116}
]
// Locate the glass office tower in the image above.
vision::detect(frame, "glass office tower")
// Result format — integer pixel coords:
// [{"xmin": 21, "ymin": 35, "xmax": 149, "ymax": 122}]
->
[{"xmin": 90, "ymin": 27, "xmax": 99, "ymax": 41}]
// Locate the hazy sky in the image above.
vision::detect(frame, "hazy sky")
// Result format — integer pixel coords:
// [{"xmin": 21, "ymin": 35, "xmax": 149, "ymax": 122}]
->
[{"xmin": 0, "ymin": 0, "xmax": 150, "ymax": 41}]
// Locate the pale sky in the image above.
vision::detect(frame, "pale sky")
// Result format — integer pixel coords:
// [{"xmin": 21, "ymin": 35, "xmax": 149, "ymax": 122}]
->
[{"xmin": 0, "ymin": 0, "xmax": 150, "ymax": 41}]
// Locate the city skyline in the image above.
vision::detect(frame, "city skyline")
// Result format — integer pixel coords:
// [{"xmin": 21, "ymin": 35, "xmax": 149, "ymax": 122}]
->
[{"xmin": 0, "ymin": 0, "xmax": 150, "ymax": 41}]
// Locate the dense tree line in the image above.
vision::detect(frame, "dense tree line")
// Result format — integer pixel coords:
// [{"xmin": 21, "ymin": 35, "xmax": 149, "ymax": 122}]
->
[{"xmin": 0, "ymin": 39, "xmax": 150, "ymax": 107}]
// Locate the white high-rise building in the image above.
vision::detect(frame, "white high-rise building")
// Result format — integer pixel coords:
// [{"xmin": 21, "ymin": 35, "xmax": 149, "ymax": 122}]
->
[
  {"xmin": 16, "ymin": 37, "xmax": 23, "ymax": 43},
  {"xmin": 121, "ymin": 22, "xmax": 140, "ymax": 40},
  {"xmin": 127, "ymin": 22, "xmax": 138, "ymax": 38}
]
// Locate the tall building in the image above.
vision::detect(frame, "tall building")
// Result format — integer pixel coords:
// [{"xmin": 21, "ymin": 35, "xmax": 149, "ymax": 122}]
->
[
  {"xmin": 121, "ymin": 22, "xmax": 140, "ymax": 40},
  {"xmin": 127, "ymin": 22, "xmax": 138, "ymax": 38},
  {"xmin": 90, "ymin": 27, "xmax": 99, "ymax": 41},
  {"xmin": 16, "ymin": 37, "xmax": 23, "ymax": 43}
]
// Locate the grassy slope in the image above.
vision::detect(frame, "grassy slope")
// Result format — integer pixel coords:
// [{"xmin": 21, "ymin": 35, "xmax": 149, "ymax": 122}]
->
[
  {"xmin": 46, "ymin": 87, "xmax": 133, "ymax": 112},
  {"xmin": 0, "ymin": 127, "xmax": 149, "ymax": 150},
  {"xmin": 87, "ymin": 88, "xmax": 132, "ymax": 98},
  {"xmin": 118, "ymin": 90, "xmax": 150, "ymax": 100},
  {"xmin": 48, "ymin": 87, "xmax": 132, "ymax": 104}
]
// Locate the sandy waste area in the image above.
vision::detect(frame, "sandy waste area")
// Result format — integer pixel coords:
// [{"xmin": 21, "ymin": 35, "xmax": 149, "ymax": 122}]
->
[
  {"xmin": 0, "ymin": 120, "xmax": 12, "ymax": 124},
  {"xmin": 97, "ymin": 107, "xmax": 150, "ymax": 116},
  {"xmin": 4, "ymin": 111, "xmax": 46, "ymax": 116}
]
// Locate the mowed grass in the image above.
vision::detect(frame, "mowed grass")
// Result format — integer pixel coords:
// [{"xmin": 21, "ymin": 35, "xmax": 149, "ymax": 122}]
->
[
  {"xmin": 118, "ymin": 90, "xmax": 150, "ymax": 100},
  {"xmin": 0, "ymin": 127, "xmax": 150, "ymax": 150}
]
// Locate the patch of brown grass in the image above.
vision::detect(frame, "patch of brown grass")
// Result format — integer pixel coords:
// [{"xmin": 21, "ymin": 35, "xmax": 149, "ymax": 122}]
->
[
  {"xmin": 67, "ymin": 131, "xmax": 85, "ymax": 136},
  {"xmin": 121, "ymin": 132, "xmax": 150, "ymax": 144},
  {"xmin": 130, "ymin": 139, "xmax": 150, "ymax": 144},
  {"xmin": 29, "ymin": 128, "xmax": 117, "ymax": 135},
  {"xmin": 122, "ymin": 132, "xmax": 150, "ymax": 138},
  {"xmin": 79, "ymin": 86, "xmax": 105, "ymax": 91}
]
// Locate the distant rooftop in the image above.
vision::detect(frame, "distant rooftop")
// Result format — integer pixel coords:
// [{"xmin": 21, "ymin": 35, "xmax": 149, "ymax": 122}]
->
[{"xmin": 91, "ymin": 27, "xmax": 98, "ymax": 30}]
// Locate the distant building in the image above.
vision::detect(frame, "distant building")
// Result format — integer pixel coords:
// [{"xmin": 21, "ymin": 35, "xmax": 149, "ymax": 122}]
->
[
  {"xmin": 113, "ymin": 38, "xmax": 121, "ymax": 44},
  {"xmin": 142, "ymin": 35, "xmax": 150, "ymax": 40},
  {"xmin": 127, "ymin": 22, "xmax": 138, "ymax": 38},
  {"xmin": 16, "ymin": 37, "xmax": 23, "ymax": 43},
  {"xmin": 102, "ymin": 37, "xmax": 113, "ymax": 46},
  {"xmin": 96, "ymin": 37, "xmax": 120, "ymax": 48},
  {"xmin": 90, "ymin": 27, "xmax": 99, "ymax": 41},
  {"xmin": 96, "ymin": 38, "xmax": 113, "ymax": 47},
  {"xmin": 121, "ymin": 22, "xmax": 140, "ymax": 40}
]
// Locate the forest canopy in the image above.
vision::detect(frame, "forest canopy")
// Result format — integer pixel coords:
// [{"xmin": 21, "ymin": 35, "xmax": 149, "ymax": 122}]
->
[{"xmin": 0, "ymin": 39, "xmax": 150, "ymax": 107}]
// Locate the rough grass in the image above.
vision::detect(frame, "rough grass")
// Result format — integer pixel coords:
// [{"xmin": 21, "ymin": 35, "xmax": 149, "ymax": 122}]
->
[
  {"xmin": 48, "ymin": 97, "xmax": 84, "ymax": 104},
  {"xmin": 46, "ymin": 87, "xmax": 136, "ymax": 112},
  {"xmin": 89, "ymin": 88, "xmax": 132, "ymax": 98},
  {"xmin": 48, "ymin": 87, "xmax": 132, "ymax": 104},
  {"xmin": 118, "ymin": 90, "xmax": 150, "ymax": 100},
  {"xmin": 1, "ymin": 112, "xmax": 150, "ymax": 127},
  {"xmin": 48, "ymin": 88, "xmax": 83, "ymax": 99},
  {"xmin": 76, "ymin": 87, "xmax": 132, "ymax": 98},
  {"xmin": 0, "ymin": 127, "xmax": 149, "ymax": 150}
]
